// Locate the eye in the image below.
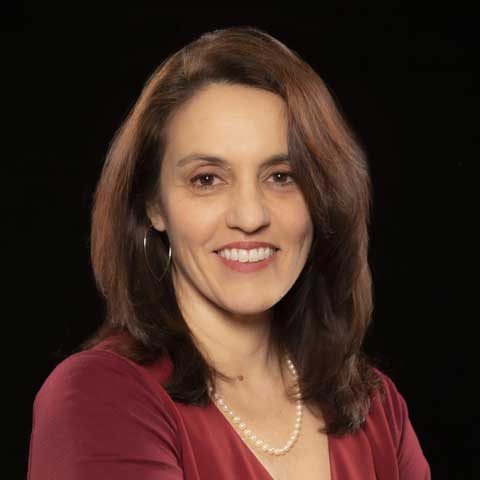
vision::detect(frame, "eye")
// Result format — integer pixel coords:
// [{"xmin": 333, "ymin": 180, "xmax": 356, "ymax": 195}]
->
[
  {"xmin": 189, "ymin": 171, "xmax": 296, "ymax": 191},
  {"xmin": 190, "ymin": 173, "xmax": 222, "ymax": 190},
  {"xmin": 268, "ymin": 171, "xmax": 296, "ymax": 187}
]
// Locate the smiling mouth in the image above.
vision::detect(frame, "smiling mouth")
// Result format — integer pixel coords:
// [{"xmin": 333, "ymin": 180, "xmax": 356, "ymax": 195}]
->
[
  {"xmin": 213, "ymin": 247, "xmax": 280, "ymax": 253},
  {"xmin": 213, "ymin": 248, "xmax": 280, "ymax": 254},
  {"xmin": 213, "ymin": 248, "xmax": 280, "ymax": 269}
]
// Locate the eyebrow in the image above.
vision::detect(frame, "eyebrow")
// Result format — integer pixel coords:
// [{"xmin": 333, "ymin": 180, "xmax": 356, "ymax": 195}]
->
[{"xmin": 175, "ymin": 152, "xmax": 290, "ymax": 169}]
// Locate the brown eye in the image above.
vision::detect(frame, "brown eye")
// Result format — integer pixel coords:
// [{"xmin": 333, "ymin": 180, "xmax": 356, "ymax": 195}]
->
[
  {"xmin": 270, "ymin": 171, "xmax": 296, "ymax": 186},
  {"xmin": 189, "ymin": 171, "xmax": 296, "ymax": 191},
  {"xmin": 190, "ymin": 173, "xmax": 221, "ymax": 190}
]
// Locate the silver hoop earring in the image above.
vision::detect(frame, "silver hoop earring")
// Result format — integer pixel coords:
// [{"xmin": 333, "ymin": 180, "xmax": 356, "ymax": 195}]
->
[{"xmin": 143, "ymin": 225, "xmax": 172, "ymax": 282}]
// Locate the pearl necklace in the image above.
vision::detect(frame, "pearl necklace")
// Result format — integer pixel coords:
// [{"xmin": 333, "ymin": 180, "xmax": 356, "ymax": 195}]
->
[{"xmin": 208, "ymin": 355, "xmax": 303, "ymax": 456}]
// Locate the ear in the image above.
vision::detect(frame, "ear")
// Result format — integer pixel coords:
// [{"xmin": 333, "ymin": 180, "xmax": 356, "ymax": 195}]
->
[{"xmin": 145, "ymin": 200, "xmax": 167, "ymax": 232}]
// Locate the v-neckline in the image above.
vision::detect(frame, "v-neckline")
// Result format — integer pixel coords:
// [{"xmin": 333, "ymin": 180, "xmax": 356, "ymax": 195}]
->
[{"xmin": 209, "ymin": 397, "xmax": 334, "ymax": 480}]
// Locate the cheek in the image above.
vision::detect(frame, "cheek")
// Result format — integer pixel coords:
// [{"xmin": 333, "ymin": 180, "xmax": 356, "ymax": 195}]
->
[
  {"xmin": 278, "ymin": 203, "xmax": 313, "ymax": 237},
  {"xmin": 168, "ymin": 198, "xmax": 221, "ymax": 244}
]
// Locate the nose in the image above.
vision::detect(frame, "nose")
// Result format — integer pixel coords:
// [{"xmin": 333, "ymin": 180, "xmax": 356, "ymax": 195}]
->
[{"xmin": 225, "ymin": 181, "xmax": 270, "ymax": 233}]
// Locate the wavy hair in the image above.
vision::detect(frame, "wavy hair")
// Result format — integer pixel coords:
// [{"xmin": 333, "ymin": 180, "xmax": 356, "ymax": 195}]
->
[{"xmin": 78, "ymin": 26, "xmax": 385, "ymax": 436}]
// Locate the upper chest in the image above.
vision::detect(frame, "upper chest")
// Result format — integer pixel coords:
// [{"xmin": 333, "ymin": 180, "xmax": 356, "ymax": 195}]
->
[
  {"xmin": 249, "ymin": 404, "xmax": 332, "ymax": 480},
  {"xmin": 178, "ymin": 394, "xmax": 380, "ymax": 480},
  {"xmin": 203, "ymin": 373, "xmax": 333, "ymax": 480}
]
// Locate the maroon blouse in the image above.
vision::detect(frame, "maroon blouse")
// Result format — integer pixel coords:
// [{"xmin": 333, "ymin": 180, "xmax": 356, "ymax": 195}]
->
[{"xmin": 28, "ymin": 336, "xmax": 431, "ymax": 479}]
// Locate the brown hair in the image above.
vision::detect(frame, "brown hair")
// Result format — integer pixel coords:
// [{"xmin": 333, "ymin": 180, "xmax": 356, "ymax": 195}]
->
[{"xmin": 78, "ymin": 26, "xmax": 385, "ymax": 436}]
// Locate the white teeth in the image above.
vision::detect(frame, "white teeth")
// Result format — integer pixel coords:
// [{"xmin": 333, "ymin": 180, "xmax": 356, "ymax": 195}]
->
[{"xmin": 217, "ymin": 247, "xmax": 277, "ymax": 263}]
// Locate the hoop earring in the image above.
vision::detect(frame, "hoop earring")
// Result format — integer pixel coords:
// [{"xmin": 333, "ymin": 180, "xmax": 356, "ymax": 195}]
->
[{"xmin": 143, "ymin": 225, "xmax": 172, "ymax": 283}]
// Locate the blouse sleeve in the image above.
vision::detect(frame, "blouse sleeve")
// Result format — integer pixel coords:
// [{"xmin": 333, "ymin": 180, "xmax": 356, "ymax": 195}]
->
[
  {"xmin": 379, "ymin": 371, "xmax": 432, "ymax": 480},
  {"xmin": 27, "ymin": 350, "xmax": 184, "ymax": 480}
]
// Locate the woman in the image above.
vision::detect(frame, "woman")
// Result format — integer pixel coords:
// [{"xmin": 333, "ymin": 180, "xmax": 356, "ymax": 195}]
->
[{"xmin": 28, "ymin": 26, "xmax": 431, "ymax": 479}]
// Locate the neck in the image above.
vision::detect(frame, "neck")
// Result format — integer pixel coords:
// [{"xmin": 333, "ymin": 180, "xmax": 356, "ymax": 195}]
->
[
  {"xmin": 192, "ymin": 315, "xmax": 283, "ymax": 384},
  {"xmin": 173, "ymin": 276, "xmax": 286, "ymax": 391}
]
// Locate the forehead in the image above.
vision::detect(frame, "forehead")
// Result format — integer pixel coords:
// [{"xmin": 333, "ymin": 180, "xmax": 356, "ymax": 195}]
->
[{"xmin": 163, "ymin": 83, "xmax": 288, "ymax": 164}]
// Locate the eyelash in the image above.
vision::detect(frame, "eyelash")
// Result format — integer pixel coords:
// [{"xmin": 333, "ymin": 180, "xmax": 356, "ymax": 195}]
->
[{"xmin": 190, "ymin": 172, "xmax": 297, "ymax": 191}]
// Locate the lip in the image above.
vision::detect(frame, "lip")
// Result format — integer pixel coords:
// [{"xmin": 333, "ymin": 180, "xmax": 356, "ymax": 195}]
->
[
  {"xmin": 214, "ymin": 241, "xmax": 279, "ymax": 252},
  {"xmin": 214, "ymin": 248, "xmax": 279, "ymax": 272}
]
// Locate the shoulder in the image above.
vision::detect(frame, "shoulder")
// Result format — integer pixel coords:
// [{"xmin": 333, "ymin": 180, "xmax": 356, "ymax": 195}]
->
[
  {"xmin": 35, "ymin": 349, "xmax": 174, "ymax": 416},
  {"xmin": 367, "ymin": 367, "xmax": 414, "ymax": 446},
  {"xmin": 29, "ymin": 349, "xmax": 183, "ymax": 478},
  {"xmin": 366, "ymin": 367, "xmax": 431, "ymax": 479},
  {"xmin": 372, "ymin": 368, "xmax": 408, "ymax": 429}
]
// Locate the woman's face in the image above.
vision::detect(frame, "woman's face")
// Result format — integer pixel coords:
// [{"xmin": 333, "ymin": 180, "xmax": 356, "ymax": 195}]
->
[{"xmin": 147, "ymin": 83, "xmax": 313, "ymax": 318}]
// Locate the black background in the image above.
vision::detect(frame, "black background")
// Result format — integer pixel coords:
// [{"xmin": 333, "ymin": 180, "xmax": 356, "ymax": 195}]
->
[{"xmin": 6, "ymin": 5, "xmax": 476, "ymax": 479}]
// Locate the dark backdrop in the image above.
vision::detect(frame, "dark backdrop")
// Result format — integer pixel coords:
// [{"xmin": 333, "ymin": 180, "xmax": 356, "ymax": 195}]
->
[{"xmin": 6, "ymin": 5, "xmax": 476, "ymax": 479}]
